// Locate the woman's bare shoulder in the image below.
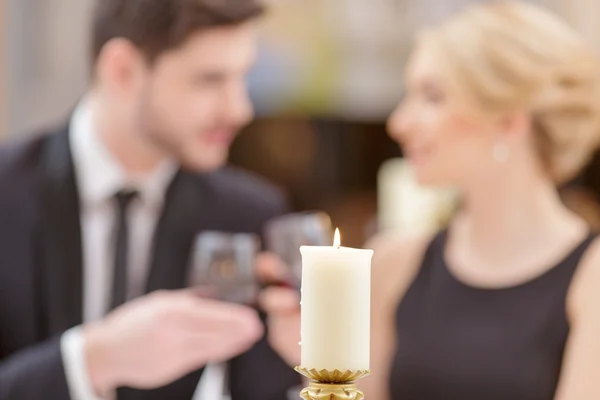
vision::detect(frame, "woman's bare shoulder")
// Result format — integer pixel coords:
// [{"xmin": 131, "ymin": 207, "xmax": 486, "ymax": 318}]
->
[
  {"xmin": 367, "ymin": 231, "xmax": 434, "ymax": 305},
  {"xmin": 555, "ymin": 237, "xmax": 600, "ymax": 400},
  {"xmin": 568, "ymin": 236, "xmax": 600, "ymax": 317}
]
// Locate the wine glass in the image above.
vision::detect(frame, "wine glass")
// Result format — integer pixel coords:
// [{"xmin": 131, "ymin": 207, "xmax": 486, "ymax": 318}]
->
[
  {"xmin": 264, "ymin": 211, "xmax": 333, "ymax": 286},
  {"xmin": 188, "ymin": 231, "xmax": 260, "ymax": 304}
]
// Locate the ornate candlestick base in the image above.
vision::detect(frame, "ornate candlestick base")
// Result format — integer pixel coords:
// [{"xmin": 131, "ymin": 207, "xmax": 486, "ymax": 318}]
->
[{"xmin": 295, "ymin": 367, "xmax": 371, "ymax": 400}]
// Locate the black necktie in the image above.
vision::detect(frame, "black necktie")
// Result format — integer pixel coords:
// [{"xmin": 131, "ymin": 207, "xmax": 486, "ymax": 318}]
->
[{"xmin": 110, "ymin": 190, "xmax": 139, "ymax": 311}]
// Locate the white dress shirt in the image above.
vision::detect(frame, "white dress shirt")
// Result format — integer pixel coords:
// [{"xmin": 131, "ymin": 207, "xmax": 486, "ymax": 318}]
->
[{"xmin": 70, "ymin": 101, "xmax": 177, "ymax": 323}]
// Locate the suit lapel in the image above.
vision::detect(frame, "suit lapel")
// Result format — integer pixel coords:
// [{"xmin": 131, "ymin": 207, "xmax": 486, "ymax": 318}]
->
[
  {"xmin": 145, "ymin": 171, "xmax": 214, "ymax": 293},
  {"xmin": 39, "ymin": 129, "xmax": 84, "ymax": 335}
]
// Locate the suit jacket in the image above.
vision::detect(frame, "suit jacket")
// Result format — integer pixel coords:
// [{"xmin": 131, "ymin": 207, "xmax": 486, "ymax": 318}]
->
[{"xmin": 0, "ymin": 126, "xmax": 301, "ymax": 400}]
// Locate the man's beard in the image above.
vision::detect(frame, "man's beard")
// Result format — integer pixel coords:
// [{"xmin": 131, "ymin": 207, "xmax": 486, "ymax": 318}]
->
[
  {"xmin": 134, "ymin": 93, "xmax": 239, "ymax": 172},
  {"xmin": 136, "ymin": 98, "xmax": 184, "ymax": 165}
]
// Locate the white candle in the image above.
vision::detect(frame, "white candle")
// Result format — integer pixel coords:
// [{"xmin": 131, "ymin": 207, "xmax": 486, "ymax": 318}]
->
[{"xmin": 299, "ymin": 229, "xmax": 373, "ymax": 371}]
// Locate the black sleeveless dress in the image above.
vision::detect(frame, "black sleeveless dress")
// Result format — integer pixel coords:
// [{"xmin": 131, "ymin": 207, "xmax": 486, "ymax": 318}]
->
[{"xmin": 390, "ymin": 230, "xmax": 596, "ymax": 400}]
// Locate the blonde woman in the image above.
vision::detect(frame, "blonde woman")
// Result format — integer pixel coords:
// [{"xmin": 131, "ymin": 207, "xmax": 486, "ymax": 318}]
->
[
  {"xmin": 363, "ymin": 1, "xmax": 600, "ymax": 399},
  {"xmin": 261, "ymin": 1, "xmax": 600, "ymax": 398}
]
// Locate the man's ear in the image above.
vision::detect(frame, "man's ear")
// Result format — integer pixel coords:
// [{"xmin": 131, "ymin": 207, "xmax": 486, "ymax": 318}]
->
[{"xmin": 95, "ymin": 38, "xmax": 147, "ymax": 98}]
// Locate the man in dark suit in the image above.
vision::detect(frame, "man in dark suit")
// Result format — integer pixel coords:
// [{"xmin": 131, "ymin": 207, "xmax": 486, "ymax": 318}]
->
[{"xmin": 0, "ymin": 0, "xmax": 301, "ymax": 399}]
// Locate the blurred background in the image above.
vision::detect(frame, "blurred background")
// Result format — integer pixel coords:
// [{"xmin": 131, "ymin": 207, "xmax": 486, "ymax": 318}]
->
[{"xmin": 2, "ymin": 0, "xmax": 600, "ymax": 246}]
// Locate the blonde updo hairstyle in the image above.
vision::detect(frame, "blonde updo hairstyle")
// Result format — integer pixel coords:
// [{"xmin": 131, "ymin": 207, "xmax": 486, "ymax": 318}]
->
[{"xmin": 421, "ymin": 0, "xmax": 600, "ymax": 184}]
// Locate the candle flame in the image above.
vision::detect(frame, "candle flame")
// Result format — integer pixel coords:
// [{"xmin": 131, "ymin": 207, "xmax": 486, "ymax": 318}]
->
[{"xmin": 333, "ymin": 228, "xmax": 341, "ymax": 247}]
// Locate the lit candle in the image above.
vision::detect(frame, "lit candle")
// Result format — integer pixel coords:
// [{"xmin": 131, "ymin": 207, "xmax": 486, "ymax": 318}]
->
[{"xmin": 299, "ymin": 229, "xmax": 373, "ymax": 371}]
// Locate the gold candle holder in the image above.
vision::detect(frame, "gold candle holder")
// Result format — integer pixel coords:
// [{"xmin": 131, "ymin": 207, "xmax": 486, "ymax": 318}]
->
[{"xmin": 295, "ymin": 367, "xmax": 371, "ymax": 400}]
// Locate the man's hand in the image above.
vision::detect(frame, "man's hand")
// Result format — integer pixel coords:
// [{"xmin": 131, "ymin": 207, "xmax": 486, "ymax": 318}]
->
[
  {"xmin": 256, "ymin": 252, "xmax": 301, "ymax": 367},
  {"xmin": 260, "ymin": 287, "xmax": 301, "ymax": 367},
  {"xmin": 84, "ymin": 289, "xmax": 263, "ymax": 395}
]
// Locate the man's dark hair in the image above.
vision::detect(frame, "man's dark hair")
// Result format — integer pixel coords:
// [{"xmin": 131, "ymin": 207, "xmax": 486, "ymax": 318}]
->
[{"xmin": 92, "ymin": 0, "xmax": 265, "ymax": 63}]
